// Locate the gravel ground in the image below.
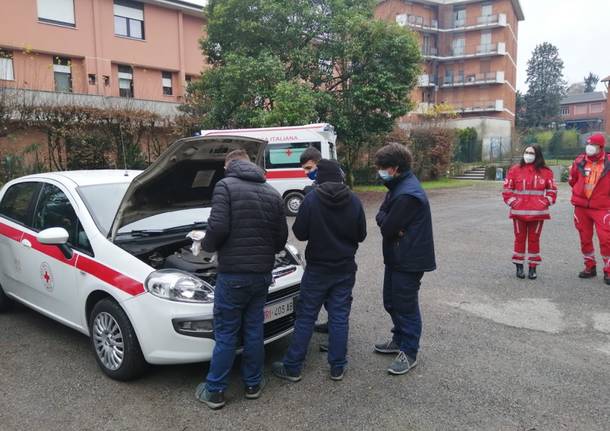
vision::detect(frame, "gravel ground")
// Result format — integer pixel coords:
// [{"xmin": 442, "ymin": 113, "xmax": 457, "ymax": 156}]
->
[{"xmin": 1, "ymin": 181, "xmax": 609, "ymax": 431}]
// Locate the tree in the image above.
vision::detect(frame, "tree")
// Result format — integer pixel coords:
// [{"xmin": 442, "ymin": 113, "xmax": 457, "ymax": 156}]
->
[
  {"xmin": 524, "ymin": 43, "xmax": 567, "ymax": 128},
  {"xmin": 183, "ymin": 0, "xmax": 422, "ymax": 185},
  {"xmin": 515, "ymin": 90, "xmax": 526, "ymax": 130},
  {"xmin": 584, "ymin": 72, "xmax": 599, "ymax": 93}
]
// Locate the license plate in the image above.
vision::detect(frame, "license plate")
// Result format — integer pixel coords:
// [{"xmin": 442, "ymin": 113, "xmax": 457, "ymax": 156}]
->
[{"xmin": 264, "ymin": 297, "xmax": 295, "ymax": 323}]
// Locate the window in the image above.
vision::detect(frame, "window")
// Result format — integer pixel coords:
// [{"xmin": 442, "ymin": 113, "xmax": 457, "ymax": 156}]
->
[
  {"xmin": 53, "ymin": 57, "xmax": 72, "ymax": 93},
  {"xmin": 453, "ymin": 7, "xmax": 466, "ymax": 27},
  {"xmin": 161, "ymin": 71, "xmax": 173, "ymax": 96},
  {"xmin": 33, "ymin": 184, "xmax": 92, "ymax": 254},
  {"xmin": 480, "ymin": 31, "xmax": 492, "ymax": 52},
  {"xmin": 574, "ymin": 105, "xmax": 588, "ymax": 115},
  {"xmin": 265, "ymin": 142, "xmax": 322, "ymax": 169},
  {"xmin": 118, "ymin": 65, "xmax": 133, "ymax": 98},
  {"xmin": 114, "ymin": 1, "xmax": 144, "ymax": 40},
  {"xmin": 452, "ymin": 36, "xmax": 465, "ymax": 56},
  {"xmin": 444, "ymin": 68, "xmax": 454, "ymax": 84},
  {"xmin": 560, "ymin": 106, "xmax": 570, "ymax": 116},
  {"xmin": 0, "ymin": 182, "xmax": 42, "ymax": 227},
  {"xmin": 0, "ymin": 50, "xmax": 14, "ymax": 81},
  {"xmin": 590, "ymin": 103, "xmax": 604, "ymax": 113},
  {"xmin": 37, "ymin": 0, "xmax": 75, "ymax": 27},
  {"xmin": 88, "ymin": 74, "xmax": 96, "ymax": 85},
  {"xmin": 481, "ymin": 3, "xmax": 493, "ymax": 17}
]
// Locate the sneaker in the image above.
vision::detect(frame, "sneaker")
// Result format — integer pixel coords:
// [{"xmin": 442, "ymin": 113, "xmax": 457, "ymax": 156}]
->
[
  {"xmin": 314, "ymin": 322, "xmax": 329, "ymax": 334},
  {"xmin": 271, "ymin": 362, "xmax": 302, "ymax": 382},
  {"xmin": 330, "ymin": 366, "xmax": 345, "ymax": 381},
  {"xmin": 319, "ymin": 342, "xmax": 328, "ymax": 352},
  {"xmin": 195, "ymin": 383, "xmax": 225, "ymax": 410},
  {"xmin": 374, "ymin": 340, "xmax": 401, "ymax": 354},
  {"xmin": 387, "ymin": 351, "xmax": 417, "ymax": 375},
  {"xmin": 579, "ymin": 267, "xmax": 597, "ymax": 278},
  {"xmin": 245, "ymin": 377, "xmax": 266, "ymax": 400}
]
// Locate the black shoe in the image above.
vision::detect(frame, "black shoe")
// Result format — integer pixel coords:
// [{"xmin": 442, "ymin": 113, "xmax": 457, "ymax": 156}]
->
[
  {"xmin": 604, "ymin": 274, "xmax": 610, "ymax": 285},
  {"xmin": 245, "ymin": 377, "xmax": 266, "ymax": 400},
  {"xmin": 528, "ymin": 266, "xmax": 537, "ymax": 280},
  {"xmin": 515, "ymin": 263, "xmax": 525, "ymax": 279},
  {"xmin": 195, "ymin": 383, "xmax": 225, "ymax": 410},
  {"xmin": 271, "ymin": 362, "xmax": 302, "ymax": 382},
  {"xmin": 579, "ymin": 267, "xmax": 597, "ymax": 279},
  {"xmin": 330, "ymin": 366, "xmax": 345, "ymax": 381},
  {"xmin": 314, "ymin": 322, "xmax": 329, "ymax": 334},
  {"xmin": 319, "ymin": 342, "xmax": 328, "ymax": 353}
]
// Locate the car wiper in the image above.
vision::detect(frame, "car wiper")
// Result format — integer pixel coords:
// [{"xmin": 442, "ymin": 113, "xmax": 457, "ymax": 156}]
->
[
  {"xmin": 118, "ymin": 229, "xmax": 165, "ymax": 238},
  {"xmin": 162, "ymin": 222, "xmax": 208, "ymax": 233}
]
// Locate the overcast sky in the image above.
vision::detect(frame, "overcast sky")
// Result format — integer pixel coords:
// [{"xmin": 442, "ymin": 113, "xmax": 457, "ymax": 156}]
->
[{"xmin": 186, "ymin": 0, "xmax": 610, "ymax": 92}]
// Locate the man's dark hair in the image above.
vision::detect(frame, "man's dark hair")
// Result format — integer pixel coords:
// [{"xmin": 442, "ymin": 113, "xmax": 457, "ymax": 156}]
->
[
  {"xmin": 300, "ymin": 146, "xmax": 322, "ymax": 166},
  {"xmin": 375, "ymin": 143, "xmax": 412, "ymax": 172},
  {"xmin": 520, "ymin": 144, "xmax": 547, "ymax": 170},
  {"xmin": 225, "ymin": 149, "xmax": 250, "ymax": 165}
]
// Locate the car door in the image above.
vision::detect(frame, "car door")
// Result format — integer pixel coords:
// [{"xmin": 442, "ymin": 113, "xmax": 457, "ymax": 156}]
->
[
  {"xmin": 21, "ymin": 182, "xmax": 90, "ymax": 326},
  {"xmin": 0, "ymin": 181, "xmax": 43, "ymax": 299}
]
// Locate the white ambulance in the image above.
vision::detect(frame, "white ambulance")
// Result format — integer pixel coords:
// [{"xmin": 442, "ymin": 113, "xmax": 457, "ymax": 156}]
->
[{"xmin": 200, "ymin": 123, "xmax": 338, "ymax": 215}]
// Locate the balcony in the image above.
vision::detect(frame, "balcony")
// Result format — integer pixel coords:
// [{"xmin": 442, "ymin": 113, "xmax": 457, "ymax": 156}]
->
[
  {"xmin": 442, "ymin": 42, "xmax": 506, "ymax": 60},
  {"xmin": 418, "ymin": 74, "xmax": 438, "ymax": 87},
  {"xmin": 396, "ymin": 14, "xmax": 438, "ymax": 32},
  {"xmin": 441, "ymin": 71, "xmax": 505, "ymax": 88},
  {"xmin": 421, "ymin": 47, "xmax": 439, "ymax": 58},
  {"xmin": 448, "ymin": 13, "xmax": 508, "ymax": 31},
  {"xmin": 447, "ymin": 100, "xmax": 505, "ymax": 114}
]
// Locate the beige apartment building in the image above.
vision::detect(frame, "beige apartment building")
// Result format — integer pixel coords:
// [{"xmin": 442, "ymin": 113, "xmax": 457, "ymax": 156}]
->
[
  {"xmin": 376, "ymin": 0, "xmax": 524, "ymax": 159},
  {"xmin": 0, "ymin": 0, "xmax": 205, "ymax": 116}
]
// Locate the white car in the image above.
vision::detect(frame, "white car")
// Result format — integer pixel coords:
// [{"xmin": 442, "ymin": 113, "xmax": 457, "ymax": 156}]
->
[{"xmin": 0, "ymin": 136, "xmax": 303, "ymax": 380}]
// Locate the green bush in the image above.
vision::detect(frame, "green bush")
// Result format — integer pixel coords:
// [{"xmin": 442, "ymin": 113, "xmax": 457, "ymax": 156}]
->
[{"xmin": 454, "ymin": 127, "xmax": 481, "ymax": 163}]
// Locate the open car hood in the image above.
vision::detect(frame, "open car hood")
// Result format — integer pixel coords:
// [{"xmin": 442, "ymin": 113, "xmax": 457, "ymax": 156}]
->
[{"xmin": 110, "ymin": 135, "xmax": 266, "ymax": 241}]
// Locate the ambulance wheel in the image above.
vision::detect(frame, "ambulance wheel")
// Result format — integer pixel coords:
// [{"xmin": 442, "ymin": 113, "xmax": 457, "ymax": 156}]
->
[
  {"xmin": 89, "ymin": 299, "xmax": 147, "ymax": 381},
  {"xmin": 284, "ymin": 192, "xmax": 304, "ymax": 216},
  {"xmin": 0, "ymin": 283, "xmax": 12, "ymax": 312}
]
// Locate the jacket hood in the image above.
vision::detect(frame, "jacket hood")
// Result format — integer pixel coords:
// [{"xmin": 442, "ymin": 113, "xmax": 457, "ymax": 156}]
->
[
  {"xmin": 315, "ymin": 182, "xmax": 352, "ymax": 208},
  {"xmin": 226, "ymin": 159, "xmax": 266, "ymax": 183}
]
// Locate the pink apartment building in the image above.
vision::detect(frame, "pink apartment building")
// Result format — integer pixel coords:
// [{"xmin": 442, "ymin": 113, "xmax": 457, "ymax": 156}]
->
[{"xmin": 0, "ymin": 0, "xmax": 206, "ymax": 116}]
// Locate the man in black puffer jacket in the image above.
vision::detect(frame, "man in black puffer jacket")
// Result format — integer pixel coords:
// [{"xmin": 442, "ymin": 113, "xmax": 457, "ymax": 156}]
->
[
  {"xmin": 272, "ymin": 160, "xmax": 366, "ymax": 382},
  {"xmin": 196, "ymin": 149, "xmax": 288, "ymax": 410}
]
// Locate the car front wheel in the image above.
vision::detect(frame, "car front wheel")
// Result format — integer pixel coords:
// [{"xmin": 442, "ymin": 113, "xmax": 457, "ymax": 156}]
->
[
  {"xmin": 284, "ymin": 192, "xmax": 304, "ymax": 217},
  {"xmin": 0, "ymin": 283, "xmax": 12, "ymax": 312},
  {"xmin": 89, "ymin": 299, "xmax": 147, "ymax": 381}
]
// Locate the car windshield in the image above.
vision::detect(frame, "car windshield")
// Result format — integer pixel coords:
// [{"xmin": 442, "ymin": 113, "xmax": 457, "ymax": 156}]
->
[{"xmin": 78, "ymin": 183, "xmax": 212, "ymax": 237}]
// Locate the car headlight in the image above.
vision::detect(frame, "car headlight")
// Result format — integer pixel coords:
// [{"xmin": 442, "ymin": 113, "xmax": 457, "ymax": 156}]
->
[
  {"xmin": 145, "ymin": 270, "xmax": 214, "ymax": 303},
  {"xmin": 285, "ymin": 244, "xmax": 304, "ymax": 265}
]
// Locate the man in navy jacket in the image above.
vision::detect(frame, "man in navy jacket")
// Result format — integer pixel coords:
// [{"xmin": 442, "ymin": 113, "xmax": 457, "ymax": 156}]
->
[
  {"xmin": 374, "ymin": 143, "xmax": 436, "ymax": 375},
  {"xmin": 273, "ymin": 159, "xmax": 367, "ymax": 381}
]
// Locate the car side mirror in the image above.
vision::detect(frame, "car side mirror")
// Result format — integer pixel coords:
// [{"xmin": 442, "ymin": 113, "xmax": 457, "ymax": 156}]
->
[{"xmin": 37, "ymin": 227, "xmax": 73, "ymax": 259}]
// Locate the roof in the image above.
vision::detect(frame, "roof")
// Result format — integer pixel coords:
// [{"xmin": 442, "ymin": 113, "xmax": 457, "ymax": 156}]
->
[
  {"xmin": 376, "ymin": 0, "xmax": 524, "ymax": 21},
  {"xmin": 19, "ymin": 170, "xmax": 143, "ymax": 187},
  {"xmin": 561, "ymin": 92, "xmax": 607, "ymax": 105},
  {"xmin": 143, "ymin": 0, "xmax": 204, "ymax": 17}
]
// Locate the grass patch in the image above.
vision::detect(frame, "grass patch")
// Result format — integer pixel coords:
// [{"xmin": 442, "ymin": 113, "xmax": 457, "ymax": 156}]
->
[{"xmin": 354, "ymin": 178, "xmax": 479, "ymax": 192}]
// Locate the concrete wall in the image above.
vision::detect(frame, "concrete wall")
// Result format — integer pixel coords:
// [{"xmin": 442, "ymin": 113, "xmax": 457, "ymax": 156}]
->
[{"xmin": 446, "ymin": 117, "xmax": 513, "ymax": 161}]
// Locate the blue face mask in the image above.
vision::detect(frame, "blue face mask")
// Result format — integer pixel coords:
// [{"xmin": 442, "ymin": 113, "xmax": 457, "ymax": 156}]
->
[
  {"xmin": 378, "ymin": 169, "xmax": 393, "ymax": 182},
  {"xmin": 307, "ymin": 169, "xmax": 317, "ymax": 181}
]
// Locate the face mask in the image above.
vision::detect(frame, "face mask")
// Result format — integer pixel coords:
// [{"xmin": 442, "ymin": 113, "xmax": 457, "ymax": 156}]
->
[
  {"xmin": 523, "ymin": 154, "xmax": 535, "ymax": 164},
  {"xmin": 307, "ymin": 169, "xmax": 317, "ymax": 181},
  {"xmin": 378, "ymin": 170, "xmax": 393, "ymax": 182},
  {"xmin": 586, "ymin": 145, "xmax": 599, "ymax": 157}
]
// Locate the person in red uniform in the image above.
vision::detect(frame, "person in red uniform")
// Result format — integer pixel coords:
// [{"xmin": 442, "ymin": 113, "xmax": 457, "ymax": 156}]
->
[
  {"xmin": 503, "ymin": 145, "xmax": 557, "ymax": 279},
  {"xmin": 569, "ymin": 133, "xmax": 610, "ymax": 284}
]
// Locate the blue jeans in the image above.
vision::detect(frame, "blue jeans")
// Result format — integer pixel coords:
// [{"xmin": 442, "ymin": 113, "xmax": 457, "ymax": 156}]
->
[
  {"xmin": 205, "ymin": 272, "xmax": 272, "ymax": 392},
  {"xmin": 283, "ymin": 270, "xmax": 355, "ymax": 373},
  {"xmin": 383, "ymin": 267, "xmax": 423, "ymax": 359}
]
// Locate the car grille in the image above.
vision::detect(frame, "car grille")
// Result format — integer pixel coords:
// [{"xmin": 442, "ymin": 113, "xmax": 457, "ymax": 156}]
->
[
  {"xmin": 264, "ymin": 314, "xmax": 296, "ymax": 339},
  {"xmin": 266, "ymin": 283, "xmax": 300, "ymax": 303}
]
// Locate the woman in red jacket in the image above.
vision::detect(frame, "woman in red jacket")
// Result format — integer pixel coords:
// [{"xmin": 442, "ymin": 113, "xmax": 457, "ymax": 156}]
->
[{"xmin": 503, "ymin": 145, "xmax": 558, "ymax": 279}]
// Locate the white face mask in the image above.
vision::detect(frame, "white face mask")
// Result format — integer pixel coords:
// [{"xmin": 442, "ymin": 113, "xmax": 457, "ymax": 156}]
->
[
  {"xmin": 523, "ymin": 154, "xmax": 535, "ymax": 164},
  {"xmin": 586, "ymin": 144, "xmax": 600, "ymax": 157}
]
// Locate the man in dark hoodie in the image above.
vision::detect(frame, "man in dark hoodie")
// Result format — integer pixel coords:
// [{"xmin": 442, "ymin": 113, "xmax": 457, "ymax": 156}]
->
[
  {"xmin": 272, "ymin": 159, "xmax": 367, "ymax": 382},
  {"xmin": 195, "ymin": 149, "xmax": 288, "ymax": 410},
  {"xmin": 374, "ymin": 143, "xmax": 436, "ymax": 376}
]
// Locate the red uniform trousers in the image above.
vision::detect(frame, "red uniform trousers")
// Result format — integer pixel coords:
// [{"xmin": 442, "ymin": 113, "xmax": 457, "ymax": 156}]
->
[
  {"xmin": 573, "ymin": 206, "xmax": 610, "ymax": 273},
  {"xmin": 512, "ymin": 219, "xmax": 544, "ymax": 266}
]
